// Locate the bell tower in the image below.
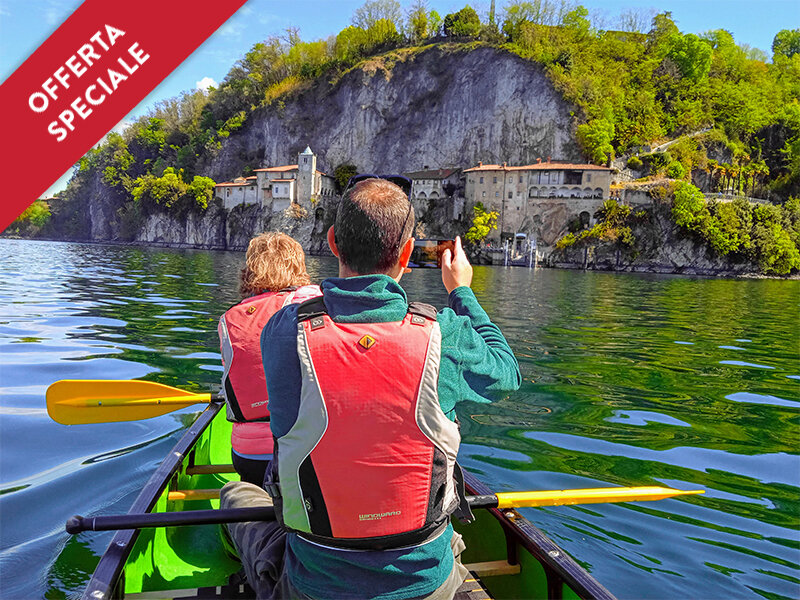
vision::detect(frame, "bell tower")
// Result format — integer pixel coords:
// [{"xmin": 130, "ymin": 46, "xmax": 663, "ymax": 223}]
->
[{"xmin": 297, "ymin": 146, "xmax": 316, "ymax": 204}]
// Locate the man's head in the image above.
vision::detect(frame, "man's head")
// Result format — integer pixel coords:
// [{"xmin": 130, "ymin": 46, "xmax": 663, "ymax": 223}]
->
[{"xmin": 330, "ymin": 178, "xmax": 414, "ymax": 276}]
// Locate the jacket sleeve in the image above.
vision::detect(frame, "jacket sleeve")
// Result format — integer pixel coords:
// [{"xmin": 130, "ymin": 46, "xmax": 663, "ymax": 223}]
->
[{"xmin": 437, "ymin": 286, "xmax": 521, "ymax": 413}]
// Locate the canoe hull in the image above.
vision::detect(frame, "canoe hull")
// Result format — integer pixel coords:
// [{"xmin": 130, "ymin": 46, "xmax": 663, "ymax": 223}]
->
[{"xmin": 82, "ymin": 403, "xmax": 615, "ymax": 600}]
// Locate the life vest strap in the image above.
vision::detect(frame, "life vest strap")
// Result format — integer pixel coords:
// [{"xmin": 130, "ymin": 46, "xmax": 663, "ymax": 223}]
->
[
  {"xmin": 452, "ymin": 463, "xmax": 475, "ymax": 524},
  {"xmin": 296, "ymin": 297, "xmax": 438, "ymax": 323},
  {"xmin": 294, "ymin": 518, "xmax": 449, "ymax": 551}
]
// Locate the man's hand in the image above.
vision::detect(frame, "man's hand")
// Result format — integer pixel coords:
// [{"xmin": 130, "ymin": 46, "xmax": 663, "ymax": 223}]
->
[{"xmin": 441, "ymin": 236, "xmax": 472, "ymax": 293}]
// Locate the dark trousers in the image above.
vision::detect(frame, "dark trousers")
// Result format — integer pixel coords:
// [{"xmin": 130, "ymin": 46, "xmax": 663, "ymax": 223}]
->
[{"xmin": 220, "ymin": 482, "xmax": 469, "ymax": 600}]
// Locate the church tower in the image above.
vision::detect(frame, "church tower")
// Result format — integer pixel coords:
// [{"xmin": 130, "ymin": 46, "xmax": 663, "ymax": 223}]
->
[{"xmin": 297, "ymin": 146, "xmax": 316, "ymax": 204}]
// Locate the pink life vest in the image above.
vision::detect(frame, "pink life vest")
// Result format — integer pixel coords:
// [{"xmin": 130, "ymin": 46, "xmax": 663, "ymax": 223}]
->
[
  {"xmin": 218, "ymin": 285, "xmax": 321, "ymax": 456},
  {"xmin": 270, "ymin": 298, "xmax": 462, "ymax": 550}
]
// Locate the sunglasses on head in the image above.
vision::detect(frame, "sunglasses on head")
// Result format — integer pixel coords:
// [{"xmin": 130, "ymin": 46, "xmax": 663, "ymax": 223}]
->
[{"xmin": 341, "ymin": 173, "xmax": 414, "ymax": 250}]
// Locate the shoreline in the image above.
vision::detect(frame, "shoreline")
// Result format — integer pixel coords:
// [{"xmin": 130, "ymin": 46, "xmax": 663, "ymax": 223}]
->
[{"xmin": 3, "ymin": 235, "xmax": 796, "ymax": 280}]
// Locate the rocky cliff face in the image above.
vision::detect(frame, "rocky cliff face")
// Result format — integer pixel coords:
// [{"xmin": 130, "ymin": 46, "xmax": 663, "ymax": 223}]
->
[
  {"xmin": 49, "ymin": 44, "xmax": 581, "ymax": 252},
  {"xmin": 551, "ymin": 200, "xmax": 758, "ymax": 276},
  {"xmin": 204, "ymin": 45, "xmax": 581, "ymax": 180}
]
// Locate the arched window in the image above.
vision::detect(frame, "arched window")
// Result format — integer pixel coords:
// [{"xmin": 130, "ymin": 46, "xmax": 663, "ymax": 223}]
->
[
  {"xmin": 529, "ymin": 187, "xmax": 538, "ymax": 198},
  {"xmin": 594, "ymin": 187, "xmax": 603, "ymax": 199}
]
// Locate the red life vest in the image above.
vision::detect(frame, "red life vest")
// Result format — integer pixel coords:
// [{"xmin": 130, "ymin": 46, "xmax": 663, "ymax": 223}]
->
[
  {"xmin": 269, "ymin": 297, "xmax": 462, "ymax": 550},
  {"xmin": 219, "ymin": 285, "xmax": 321, "ymax": 456}
]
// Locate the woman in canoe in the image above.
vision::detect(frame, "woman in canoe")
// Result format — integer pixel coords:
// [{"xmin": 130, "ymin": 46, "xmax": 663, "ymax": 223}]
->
[{"xmin": 218, "ymin": 232, "xmax": 321, "ymax": 485}]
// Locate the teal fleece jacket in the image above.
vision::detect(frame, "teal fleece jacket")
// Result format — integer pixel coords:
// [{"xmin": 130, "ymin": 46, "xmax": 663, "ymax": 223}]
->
[{"xmin": 261, "ymin": 275, "xmax": 521, "ymax": 600}]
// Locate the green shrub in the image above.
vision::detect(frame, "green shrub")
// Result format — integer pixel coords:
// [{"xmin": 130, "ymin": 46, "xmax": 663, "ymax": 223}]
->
[
  {"xmin": 671, "ymin": 183, "xmax": 800, "ymax": 272},
  {"xmin": 751, "ymin": 222, "xmax": 800, "ymax": 274},
  {"xmin": 672, "ymin": 182, "xmax": 708, "ymax": 231},
  {"xmin": 666, "ymin": 161, "xmax": 686, "ymax": 180},
  {"xmin": 465, "ymin": 202, "xmax": 498, "ymax": 245},
  {"xmin": 641, "ymin": 152, "xmax": 672, "ymax": 174},
  {"xmin": 627, "ymin": 156, "xmax": 643, "ymax": 170},
  {"xmin": 131, "ymin": 168, "xmax": 216, "ymax": 213},
  {"xmin": 12, "ymin": 200, "xmax": 51, "ymax": 229}
]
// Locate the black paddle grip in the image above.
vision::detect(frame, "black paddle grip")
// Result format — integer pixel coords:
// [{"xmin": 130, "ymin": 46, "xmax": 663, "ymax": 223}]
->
[{"xmin": 65, "ymin": 506, "xmax": 276, "ymax": 534}]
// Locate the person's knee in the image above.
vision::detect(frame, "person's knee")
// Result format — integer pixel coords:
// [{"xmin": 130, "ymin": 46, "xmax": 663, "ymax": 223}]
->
[{"xmin": 220, "ymin": 480, "xmax": 272, "ymax": 510}]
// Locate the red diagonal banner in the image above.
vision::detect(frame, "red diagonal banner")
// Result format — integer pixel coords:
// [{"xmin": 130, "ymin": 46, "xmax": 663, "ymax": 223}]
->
[{"xmin": 0, "ymin": 0, "xmax": 248, "ymax": 231}]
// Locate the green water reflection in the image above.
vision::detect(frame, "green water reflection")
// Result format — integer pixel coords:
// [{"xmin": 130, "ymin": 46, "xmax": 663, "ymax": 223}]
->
[{"xmin": 0, "ymin": 240, "xmax": 798, "ymax": 600}]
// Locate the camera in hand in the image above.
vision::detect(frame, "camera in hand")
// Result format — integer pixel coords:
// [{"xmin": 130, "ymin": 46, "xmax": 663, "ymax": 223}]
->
[{"xmin": 409, "ymin": 239, "xmax": 455, "ymax": 269}]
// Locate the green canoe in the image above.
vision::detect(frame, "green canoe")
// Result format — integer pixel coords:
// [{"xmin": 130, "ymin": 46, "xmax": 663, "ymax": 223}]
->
[{"xmin": 79, "ymin": 401, "xmax": 617, "ymax": 600}]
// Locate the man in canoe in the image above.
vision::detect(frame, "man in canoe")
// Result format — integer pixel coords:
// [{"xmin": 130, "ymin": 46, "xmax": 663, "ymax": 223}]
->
[{"xmin": 221, "ymin": 175, "xmax": 521, "ymax": 599}]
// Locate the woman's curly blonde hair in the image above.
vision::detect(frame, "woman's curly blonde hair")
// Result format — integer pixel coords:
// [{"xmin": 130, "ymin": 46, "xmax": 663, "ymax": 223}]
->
[{"xmin": 239, "ymin": 232, "xmax": 311, "ymax": 297}]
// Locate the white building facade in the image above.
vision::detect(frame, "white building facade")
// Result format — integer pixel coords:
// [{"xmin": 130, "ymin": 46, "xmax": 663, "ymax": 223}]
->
[
  {"xmin": 464, "ymin": 160, "xmax": 613, "ymax": 245},
  {"xmin": 215, "ymin": 147, "xmax": 336, "ymax": 212}
]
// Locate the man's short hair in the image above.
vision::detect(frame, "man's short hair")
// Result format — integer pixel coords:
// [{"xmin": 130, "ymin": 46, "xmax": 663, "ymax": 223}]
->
[{"xmin": 335, "ymin": 178, "xmax": 414, "ymax": 274}]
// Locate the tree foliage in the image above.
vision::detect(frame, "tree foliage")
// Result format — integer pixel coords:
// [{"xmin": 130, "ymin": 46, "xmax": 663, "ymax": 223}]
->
[
  {"xmin": 11, "ymin": 200, "xmax": 51, "ymax": 229},
  {"xmin": 131, "ymin": 168, "xmax": 215, "ymax": 212},
  {"xmin": 576, "ymin": 119, "xmax": 615, "ymax": 164},
  {"xmin": 556, "ymin": 199, "xmax": 635, "ymax": 249},
  {"xmin": 672, "ymin": 183, "xmax": 800, "ymax": 273},
  {"xmin": 352, "ymin": 0, "xmax": 403, "ymax": 30},
  {"xmin": 443, "ymin": 6, "xmax": 481, "ymax": 37},
  {"xmin": 333, "ymin": 164, "xmax": 359, "ymax": 192},
  {"xmin": 465, "ymin": 202, "xmax": 499, "ymax": 244},
  {"xmin": 772, "ymin": 29, "xmax": 800, "ymax": 59}
]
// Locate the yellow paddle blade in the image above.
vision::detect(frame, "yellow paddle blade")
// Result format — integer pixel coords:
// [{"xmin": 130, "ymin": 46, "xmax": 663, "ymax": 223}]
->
[
  {"xmin": 47, "ymin": 380, "xmax": 213, "ymax": 425},
  {"xmin": 495, "ymin": 486, "xmax": 704, "ymax": 509}
]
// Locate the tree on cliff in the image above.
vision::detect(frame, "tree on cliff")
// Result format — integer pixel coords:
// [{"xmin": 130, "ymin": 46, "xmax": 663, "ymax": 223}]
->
[
  {"xmin": 465, "ymin": 202, "xmax": 499, "ymax": 245},
  {"xmin": 131, "ymin": 168, "xmax": 216, "ymax": 213},
  {"xmin": 576, "ymin": 119, "xmax": 615, "ymax": 165},
  {"xmin": 443, "ymin": 6, "xmax": 481, "ymax": 37},
  {"xmin": 407, "ymin": 0, "xmax": 429, "ymax": 42},
  {"xmin": 772, "ymin": 29, "xmax": 800, "ymax": 59},
  {"xmin": 352, "ymin": 0, "xmax": 403, "ymax": 31}
]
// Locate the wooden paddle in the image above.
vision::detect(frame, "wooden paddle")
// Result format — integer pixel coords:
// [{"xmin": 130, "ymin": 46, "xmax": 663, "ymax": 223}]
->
[
  {"xmin": 46, "ymin": 380, "xmax": 219, "ymax": 425},
  {"xmin": 65, "ymin": 487, "xmax": 703, "ymax": 533}
]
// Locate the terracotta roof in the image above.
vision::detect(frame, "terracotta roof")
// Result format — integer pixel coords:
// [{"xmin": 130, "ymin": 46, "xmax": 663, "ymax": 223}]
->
[
  {"xmin": 216, "ymin": 181, "xmax": 256, "ymax": 187},
  {"xmin": 253, "ymin": 165, "xmax": 299, "ymax": 172},
  {"xmin": 464, "ymin": 161, "xmax": 611, "ymax": 172},
  {"xmin": 271, "ymin": 179, "xmax": 295, "ymax": 183},
  {"xmin": 405, "ymin": 168, "xmax": 461, "ymax": 180},
  {"xmin": 245, "ymin": 176, "xmax": 257, "ymax": 180}
]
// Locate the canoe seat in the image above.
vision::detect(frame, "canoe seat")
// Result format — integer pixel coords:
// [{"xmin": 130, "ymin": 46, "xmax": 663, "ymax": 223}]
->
[{"xmin": 454, "ymin": 570, "xmax": 493, "ymax": 600}]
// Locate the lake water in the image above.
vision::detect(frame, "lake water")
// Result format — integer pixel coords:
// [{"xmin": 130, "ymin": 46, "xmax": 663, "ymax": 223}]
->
[{"xmin": 0, "ymin": 238, "xmax": 798, "ymax": 600}]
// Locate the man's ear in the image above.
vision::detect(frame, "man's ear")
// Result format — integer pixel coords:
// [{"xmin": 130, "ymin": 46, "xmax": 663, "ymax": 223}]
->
[
  {"xmin": 399, "ymin": 236, "xmax": 415, "ymax": 268},
  {"xmin": 327, "ymin": 226, "xmax": 339, "ymax": 258}
]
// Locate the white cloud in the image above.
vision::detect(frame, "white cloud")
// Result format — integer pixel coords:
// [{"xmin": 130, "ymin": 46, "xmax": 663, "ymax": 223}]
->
[
  {"xmin": 196, "ymin": 76, "xmax": 217, "ymax": 91},
  {"xmin": 218, "ymin": 20, "xmax": 245, "ymax": 38}
]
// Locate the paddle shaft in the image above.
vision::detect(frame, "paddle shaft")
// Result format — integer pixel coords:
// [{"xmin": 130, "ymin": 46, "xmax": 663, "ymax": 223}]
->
[
  {"xmin": 64, "ymin": 486, "xmax": 703, "ymax": 534},
  {"xmin": 67, "ymin": 500, "xmax": 489, "ymax": 534}
]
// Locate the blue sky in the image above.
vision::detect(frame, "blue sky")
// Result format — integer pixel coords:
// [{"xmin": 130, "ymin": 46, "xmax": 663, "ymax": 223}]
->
[{"xmin": 1, "ymin": 0, "xmax": 796, "ymax": 195}]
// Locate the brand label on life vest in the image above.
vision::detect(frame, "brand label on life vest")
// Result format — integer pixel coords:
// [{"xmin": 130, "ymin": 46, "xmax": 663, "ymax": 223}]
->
[
  {"xmin": 358, "ymin": 334, "xmax": 377, "ymax": 349},
  {"xmin": 359, "ymin": 510, "xmax": 401, "ymax": 521}
]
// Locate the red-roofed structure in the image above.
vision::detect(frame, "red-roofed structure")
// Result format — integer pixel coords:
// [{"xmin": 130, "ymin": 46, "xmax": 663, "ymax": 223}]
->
[
  {"xmin": 464, "ymin": 159, "xmax": 614, "ymax": 245},
  {"xmin": 215, "ymin": 147, "xmax": 336, "ymax": 210}
]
